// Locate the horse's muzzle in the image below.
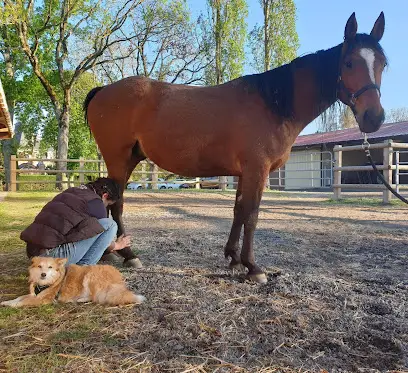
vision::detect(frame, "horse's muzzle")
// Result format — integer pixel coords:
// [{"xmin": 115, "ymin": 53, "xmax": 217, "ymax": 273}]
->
[{"xmin": 358, "ymin": 108, "xmax": 385, "ymax": 133}]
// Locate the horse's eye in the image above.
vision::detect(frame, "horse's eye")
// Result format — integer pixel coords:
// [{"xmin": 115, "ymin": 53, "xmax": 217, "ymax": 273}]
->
[{"xmin": 345, "ymin": 61, "xmax": 352, "ymax": 69}]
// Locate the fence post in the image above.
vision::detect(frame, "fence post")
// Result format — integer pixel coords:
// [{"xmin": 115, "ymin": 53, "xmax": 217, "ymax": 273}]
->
[
  {"xmin": 195, "ymin": 177, "xmax": 200, "ymax": 189},
  {"xmin": 395, "ymin": 150, "xmax": 400, "ymax": 194},
  {"xmin": 383, "ymin": 139, "xmax": 393, "ymax": 204},
  {"xmin": 10, "ymin": 155, "xmax": 17, "ymax": 192},
  {"xmin": 79, "ymin": 157, "xmax": 84, "ymax": 185},
  {"xmin": 152, "ymin": 163, "xmax": 158, "ymax": 190},
  {"xmin": 278, "ymin": 168, "xmax": 282, "ymax": 189},
  {"xmin": 333, "ymin": 145, "xmax": 342, "ymax": 200},
  {"xmin": 220, "ymin": 176, "xmax": 227, "ymax": 191}
]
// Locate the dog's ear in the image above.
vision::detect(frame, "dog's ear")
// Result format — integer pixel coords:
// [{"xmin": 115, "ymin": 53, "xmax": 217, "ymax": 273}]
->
[
  {"xmin": 30, "ymin": 257, "xmax": 40, "ymax": 266},
  {"xmin": 56, "ymin": 258, "xmax": 68, "ymax": 267}
]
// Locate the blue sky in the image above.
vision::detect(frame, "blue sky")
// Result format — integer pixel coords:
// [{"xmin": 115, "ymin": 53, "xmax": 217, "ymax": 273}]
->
[{"xmin": 188, "ymin": 1, "xmax": 407, "ymax": 135}]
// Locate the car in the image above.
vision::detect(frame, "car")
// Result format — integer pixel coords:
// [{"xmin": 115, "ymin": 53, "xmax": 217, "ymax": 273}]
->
[
  {"xmin": 163, "ymin": 178, "xmax": 195, "ymax": 189},
  {"xmin": 126, "ymin": 181, "xmax": 145, "ymax": 190},
  {"xmin": 126, "ymin": 178, "xmax": 174, "ymax": 190},
  {"xmin": 199, "ymin": 177, "xmax": 221, "ymax": 189}
]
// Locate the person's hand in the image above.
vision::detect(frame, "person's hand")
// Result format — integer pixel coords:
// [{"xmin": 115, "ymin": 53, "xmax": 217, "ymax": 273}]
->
[{"xmin": 112, "ymin": 234, "xmax": 132, "ymax": 251}]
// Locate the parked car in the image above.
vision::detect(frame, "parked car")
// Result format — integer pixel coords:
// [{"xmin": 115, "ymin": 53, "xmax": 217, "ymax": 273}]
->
[
  {"xmin": 200, "ymin": 177, "xmax": 221, "ymax": 189},
  {"xmin": 18, "ymin": 162, "xmax": 37, "ymax": 170},
  {"xmin": 164, "ymin": 178, "xmax": 194, "ymax": 189},
  {"xmin": 126, "ymin": 178, "xmax": 175, "ymax": 190}
]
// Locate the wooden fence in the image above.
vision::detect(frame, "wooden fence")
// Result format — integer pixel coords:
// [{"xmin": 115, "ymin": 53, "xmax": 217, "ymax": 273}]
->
[
  {"xmin": 333, "ymin": 140, "xmax": 408, "ymax": 203},
  {"xmin": 9, "ymin": 156, "xmax": 230, "ymax": 192}
]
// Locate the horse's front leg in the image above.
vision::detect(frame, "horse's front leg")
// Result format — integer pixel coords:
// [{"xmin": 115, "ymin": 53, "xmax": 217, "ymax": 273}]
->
[
  {"xmin": 239, "ymin": 168, "xmax": 269, "ymax": 284},
  {"xmin": 224, "ymin": 178, "xmax": 244, "ymax": 269},
  {"xmin": 110, "ymin": 199, "xmax": 142, "ymax": 268}
]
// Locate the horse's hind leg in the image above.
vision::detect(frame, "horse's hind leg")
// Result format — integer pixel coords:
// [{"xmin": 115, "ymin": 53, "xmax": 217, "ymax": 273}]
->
[{"xmin": 224, "ymin": 177, "xmax": 244, "ymax": 269}]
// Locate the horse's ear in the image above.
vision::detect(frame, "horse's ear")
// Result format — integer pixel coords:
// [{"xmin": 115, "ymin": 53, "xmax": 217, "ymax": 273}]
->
[
  {"xmin": 344, "ymin": 12, "xmax": 357, "ymax": 41},
  {"xmin": 370, "ymin": 12, "xmax": 385, "ymax": 42}
]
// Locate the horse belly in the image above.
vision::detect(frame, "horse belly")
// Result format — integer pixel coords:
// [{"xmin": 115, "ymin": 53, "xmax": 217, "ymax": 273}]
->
[{"xmin": 140, "ymin": 133, "xmax": 241, "ymax": 177}]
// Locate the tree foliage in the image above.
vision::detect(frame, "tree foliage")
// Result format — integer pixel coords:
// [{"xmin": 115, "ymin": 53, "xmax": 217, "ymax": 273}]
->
[
  {"xmin": 204, "ymin": 0, "xmax": 248, "ymax": 84},
  {"xmin": 249, "ymin": 0, "xmax": 299, "ymax": 72}
]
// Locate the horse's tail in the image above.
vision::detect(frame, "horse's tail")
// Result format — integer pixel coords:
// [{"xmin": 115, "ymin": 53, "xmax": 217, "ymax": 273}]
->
[{"xmin": 83, "ymin": 86, "xmax": 104, "ymax": 125}]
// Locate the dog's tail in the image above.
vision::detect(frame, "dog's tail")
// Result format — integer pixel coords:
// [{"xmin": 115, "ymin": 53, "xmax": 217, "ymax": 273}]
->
[{"xmin": 96, "ymin": 284, "xmax": 145, "ymax": 305}]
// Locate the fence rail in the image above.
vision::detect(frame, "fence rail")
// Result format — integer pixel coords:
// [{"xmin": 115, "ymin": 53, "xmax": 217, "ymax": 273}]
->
[
  {"xmin": 332, "ymin": 140, "xmax": 408, "ymax": 203},
  {"xmin": 9, "ymin": 156, "xmax": 235, "ymax": 192}
]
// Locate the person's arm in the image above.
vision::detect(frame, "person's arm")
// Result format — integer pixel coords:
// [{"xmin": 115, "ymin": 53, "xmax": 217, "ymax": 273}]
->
[{"xmin": 87, "ymin": 199, "xmax": 107, "ymax": 219}]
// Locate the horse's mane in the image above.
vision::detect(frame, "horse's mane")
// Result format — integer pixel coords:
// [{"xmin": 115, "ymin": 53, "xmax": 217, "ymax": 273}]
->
[{"xmin": 242, "ymin": 33, "xmax": 387, "ymax": 120}]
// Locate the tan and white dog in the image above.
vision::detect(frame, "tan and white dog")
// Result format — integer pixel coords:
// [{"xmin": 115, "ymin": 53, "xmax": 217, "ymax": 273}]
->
[{"xmin": 1, "ymin": 257, "xmax": 145, "ymax": 307}]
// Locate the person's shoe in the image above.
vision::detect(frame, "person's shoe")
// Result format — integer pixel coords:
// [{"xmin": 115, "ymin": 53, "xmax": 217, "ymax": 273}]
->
[{"xmin": 123, "ymin": 258, "xmax": 143, "ymax": 269}]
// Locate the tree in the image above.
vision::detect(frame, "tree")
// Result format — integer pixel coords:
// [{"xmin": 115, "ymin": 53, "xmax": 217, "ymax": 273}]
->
[
  {"xmin": 205, "ymin": 0, "xmax": 248, "ymax": 85},
  {"xmin": 317, "ymin": 104, "xmax": 357, "ymax": 133},
  {"xmin": 340, "ymin": 106, "xmax": 357, "ymax": 129},
  {"xmin": 386, "ymin": 107, "xmax": 408, "ymax": 123},
  {"xmin": 4, "ymin": 0, "xmax": 143, "ymax": 187},
  {"xmin": 249, "ymin": 0, "xmax": 299, "ymax": 72},
  {"xmin": 96, "ymin": 0, "xmax": 212, "ymax": 85}
]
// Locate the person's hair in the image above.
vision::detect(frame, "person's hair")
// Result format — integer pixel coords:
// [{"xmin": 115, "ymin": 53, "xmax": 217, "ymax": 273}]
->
[{"xmin": 86, "ymin": 178, "xmax": 122, "ymax": 201}]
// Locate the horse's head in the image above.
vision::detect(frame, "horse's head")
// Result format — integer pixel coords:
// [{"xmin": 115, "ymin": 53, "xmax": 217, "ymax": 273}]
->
[{"xmin": 338, "ymin": 12, "xmax": 387, "ymax": 133}]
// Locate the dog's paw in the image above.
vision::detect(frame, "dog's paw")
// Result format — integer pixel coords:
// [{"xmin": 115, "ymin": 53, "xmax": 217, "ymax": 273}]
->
[
  {"xmin": 1, "ymin": 299, "xmax": 20, "ymax": 307},
  {"xmin": 134, "ymin": 294, "xmax": 146, "ymax": 304}
]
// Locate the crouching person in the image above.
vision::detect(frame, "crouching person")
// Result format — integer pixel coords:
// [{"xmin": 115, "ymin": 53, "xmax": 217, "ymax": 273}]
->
[{"xmin": 20, "ymin": 177, "xmax": 133, "ymax": 266}]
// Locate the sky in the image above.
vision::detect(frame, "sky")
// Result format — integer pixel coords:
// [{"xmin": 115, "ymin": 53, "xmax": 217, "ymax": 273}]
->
[{"xmin": 187, "ymin": 0, "xmax": 407, "ymax": 135}]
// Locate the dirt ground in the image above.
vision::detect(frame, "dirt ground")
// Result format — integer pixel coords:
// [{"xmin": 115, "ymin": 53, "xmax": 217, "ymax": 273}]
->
[{"xmin": 102, "ymin": 191, "xmax": 408, "ymax": 373}]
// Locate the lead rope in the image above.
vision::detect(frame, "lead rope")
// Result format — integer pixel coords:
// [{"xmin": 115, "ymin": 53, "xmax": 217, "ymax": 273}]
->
[{"xmin": 362, "ymin": 134, "xmax": 408, "ymax": 204}]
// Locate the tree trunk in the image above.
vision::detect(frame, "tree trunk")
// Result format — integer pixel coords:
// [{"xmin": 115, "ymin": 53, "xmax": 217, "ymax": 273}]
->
[
  {"xmin": 263, "ymin": 0, "xmax": 270, "ymax": 72},
  {"xmin": 215, "ymin": 1, "xmax": 222, "ymax": 85},
  {"xmin": 56, "ymin": 92, "xmax": 71, "ymax": 189}
]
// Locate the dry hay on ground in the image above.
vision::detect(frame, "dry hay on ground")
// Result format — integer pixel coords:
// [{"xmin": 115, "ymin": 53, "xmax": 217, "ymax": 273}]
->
[
  {"xmin": 1, "ymin": 191, "xmax": 407, "ymax": 373},
  {"xmin": 115, "ymin": 192, "xmax": 408, "ymax": 372}
]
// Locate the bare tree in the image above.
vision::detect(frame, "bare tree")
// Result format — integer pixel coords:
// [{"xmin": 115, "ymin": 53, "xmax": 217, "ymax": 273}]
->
[
  {"xmin": 95, "ymin": 0, "xmax": 212, "ymax": 85},
  {"xmin": 5, "ymin": 0, "xmax": 143, "ymax": 186},
  {"xmin": 386, "ymin": 107, "xmax": 408, "ymax": 123}
]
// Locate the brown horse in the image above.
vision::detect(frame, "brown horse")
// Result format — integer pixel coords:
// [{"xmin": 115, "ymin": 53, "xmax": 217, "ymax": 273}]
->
[{"xmin": 84, "ymin": 12, "xmax": 387, "ymax": 283}]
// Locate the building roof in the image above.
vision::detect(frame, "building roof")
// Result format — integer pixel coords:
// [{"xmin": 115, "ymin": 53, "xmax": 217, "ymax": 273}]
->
[
  {"xmin": 0, "ymin": 79, "xmax": 13, "ymax": 139},
  {"xmin": 294, "ymin": 121, "xmax": 408, "ymax": 148}
]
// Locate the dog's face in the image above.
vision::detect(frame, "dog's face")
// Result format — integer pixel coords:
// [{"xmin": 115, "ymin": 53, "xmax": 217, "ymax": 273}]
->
[{"xmin": 29, "ymin": 257, "xmax": 67, "ymax": 286}]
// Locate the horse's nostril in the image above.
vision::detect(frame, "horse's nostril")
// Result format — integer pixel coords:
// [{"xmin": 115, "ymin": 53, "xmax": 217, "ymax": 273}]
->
[{"xmin": 41, "ymin": 273, "xmax": 46, "ymax": 278}]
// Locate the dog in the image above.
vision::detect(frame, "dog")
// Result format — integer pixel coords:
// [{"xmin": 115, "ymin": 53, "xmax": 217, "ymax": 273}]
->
[{"xmin": 1, "ymin": 257, "xmax": 145, "ymax": 307}]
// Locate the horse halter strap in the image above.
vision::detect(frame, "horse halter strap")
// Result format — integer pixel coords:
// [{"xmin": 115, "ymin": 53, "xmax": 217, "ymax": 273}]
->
[{"xmin": 337, "ymin": 78, "xmax": 381, "ymax": 108}]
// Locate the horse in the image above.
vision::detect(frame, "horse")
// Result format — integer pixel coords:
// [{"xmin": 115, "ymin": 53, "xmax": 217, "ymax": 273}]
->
[{"xmin": 84, "ymin": 12, "xmax": 387, "ymax": 283}]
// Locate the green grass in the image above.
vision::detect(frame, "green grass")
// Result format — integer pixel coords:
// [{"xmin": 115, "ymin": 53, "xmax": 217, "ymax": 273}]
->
[
  {"xmin": 325, "ymin": 197, "xmax": 403, "ymax": 206},
  {"xmin": 0, "ymin": 192, "xmax": 146, "ymax": 372},
  {"xmin": 17, "ymin": 175, "xmax": 59, "ymax": 192}
]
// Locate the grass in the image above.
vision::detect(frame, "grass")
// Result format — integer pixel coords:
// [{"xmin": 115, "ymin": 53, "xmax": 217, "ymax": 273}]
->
[
  {"xmin": 17, "ymin": 175, "xmax": 60, "ymax": 192},
  {"xmin": 0, "ymin": 192, "xmax": 144, "ymax": 372}
]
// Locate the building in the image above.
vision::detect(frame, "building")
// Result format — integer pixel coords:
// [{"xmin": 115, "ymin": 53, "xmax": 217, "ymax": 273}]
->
[
  {"xmin": 0, "ymin": 79, "xmax": 13, "ymax": 139},
  {"xmin": 282, "ymin": 121, "xmax": 408, "ymax": 190}
]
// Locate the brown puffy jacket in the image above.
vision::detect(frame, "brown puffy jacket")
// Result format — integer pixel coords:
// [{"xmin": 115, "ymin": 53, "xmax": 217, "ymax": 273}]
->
[{"xmin": 21, "ymin": 186, "xmax": 105, "ymax": 258}]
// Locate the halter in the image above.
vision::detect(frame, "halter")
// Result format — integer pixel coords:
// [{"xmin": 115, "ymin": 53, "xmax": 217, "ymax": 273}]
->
[{"xmin": 337, "ymin": 77, "xmax": 381, "ymax": 110}]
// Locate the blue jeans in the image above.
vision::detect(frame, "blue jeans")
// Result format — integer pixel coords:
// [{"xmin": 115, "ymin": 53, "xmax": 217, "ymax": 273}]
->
[{"xmin": 41, "ymin": 218, "xmax": 118, "ymax": 265}]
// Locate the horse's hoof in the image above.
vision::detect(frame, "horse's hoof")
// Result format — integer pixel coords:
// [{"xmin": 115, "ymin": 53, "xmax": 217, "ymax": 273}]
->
[
  {"xmin": 123, "ymin": 258, "xmax": 143, "ymax": 269},
  {"xmin": 99, "ymin": 252, "xmax": 121, "ymax": 264},
  {"xmin": 247, "ymin": 272, "xmax": 268, "ymax": 284}
]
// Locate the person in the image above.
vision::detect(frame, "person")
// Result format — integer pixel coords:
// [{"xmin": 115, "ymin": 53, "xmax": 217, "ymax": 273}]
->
[{"xmin": 20, "ymin": 177, "xmax": 131, "ymax": 266}]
